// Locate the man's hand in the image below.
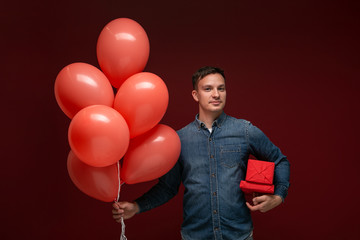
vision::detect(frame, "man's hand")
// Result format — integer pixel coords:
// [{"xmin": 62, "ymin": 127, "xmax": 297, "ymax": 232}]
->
[
  {"xmin": 246, "ymin": 194, "xmax": 282, "ymax": 213},
  {"xmin": 112, "ymin": 201, "xmax": 140, "ymax": 223}
]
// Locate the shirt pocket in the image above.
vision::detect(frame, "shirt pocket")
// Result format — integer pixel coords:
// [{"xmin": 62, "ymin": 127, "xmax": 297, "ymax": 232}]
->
[{"xmin": 220, "ymin": 144, "xmax": 243, "ymax": 168}]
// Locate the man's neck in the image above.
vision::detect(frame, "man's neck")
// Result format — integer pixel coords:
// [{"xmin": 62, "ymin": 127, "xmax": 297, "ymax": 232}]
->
[{"xmin": 198, "ymin": 110, "xmax": 223, "ymax": 129}]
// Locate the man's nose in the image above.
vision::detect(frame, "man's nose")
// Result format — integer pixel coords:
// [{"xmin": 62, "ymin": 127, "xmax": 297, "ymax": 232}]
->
[{"xmin": 212, "ymin": 89, "xmax": 220, "ymax": 98}]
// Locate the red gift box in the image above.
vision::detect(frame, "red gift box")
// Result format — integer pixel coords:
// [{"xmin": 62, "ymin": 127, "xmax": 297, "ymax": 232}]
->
[
  {"xmin": 245, "ymin": 159, "xmax": 275, "ymax": 185},
  {"xmin": 240, "ymin": 180, "xmax": 274, "ymax": 194}
]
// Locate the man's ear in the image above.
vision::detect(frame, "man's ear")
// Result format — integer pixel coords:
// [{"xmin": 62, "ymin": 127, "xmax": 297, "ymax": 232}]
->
[{"xmin": 192, "ymin": 90, "xmax": 199, "ymax": 102}]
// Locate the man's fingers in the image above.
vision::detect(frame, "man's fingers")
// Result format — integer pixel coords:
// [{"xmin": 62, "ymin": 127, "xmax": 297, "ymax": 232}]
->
[
  {"xmin": 113, "ymin": 202, "xmax": 121, "ymax": 209},
  {"xmin": 112, "ymin": 202, "xmax": 124, "ymax": 221},
  {"xmin": 118, "ymin": 202, "xmax": 130, "ymax": 210},
  {"xmin": 252, "ymin": 195, "xmax": 267, "ymax": 205},
  {"xmin": 246, "ymin": 202, "xmax": 260, "ymax": 211},
  {"xmin": 113, "ymin": 214, "xmax": 123, "ymax": 223},
  {"xmin": 113, "ymin": 213, "xmax": 122, "ymax": 219},
  {"xmin": 112, "ymin": 208, "xmax": 124, "ymax": 214},
  {"xmin": 113, "ymin": 201, "xmax": 135, "ymax": 223}
]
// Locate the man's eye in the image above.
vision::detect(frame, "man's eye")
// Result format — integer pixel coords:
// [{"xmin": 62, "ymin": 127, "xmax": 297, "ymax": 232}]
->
[
  {"xmin": 205, "ymin": 88, "xmax": 211, "ymax": 91},
  {"xmin": 218, "ymin": 88, "xmax": 225, "ymax": 91}
]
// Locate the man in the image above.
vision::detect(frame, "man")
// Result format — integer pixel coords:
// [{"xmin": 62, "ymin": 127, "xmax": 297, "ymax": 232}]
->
[{"xmin": 112, "ymin": 66, "xmax": 290, "ymax": 240}]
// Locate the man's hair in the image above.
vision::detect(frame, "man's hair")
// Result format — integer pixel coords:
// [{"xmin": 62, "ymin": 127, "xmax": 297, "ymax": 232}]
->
[{"xmin": 192, "ymin": 66, "xmax": 225, "ymax": 90}]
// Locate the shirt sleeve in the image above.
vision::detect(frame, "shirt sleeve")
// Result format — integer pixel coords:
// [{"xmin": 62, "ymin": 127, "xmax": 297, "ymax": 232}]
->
[
  {"xmin": 246, "ymin": 121, "xmax": 290, "ymax": 200},
  {"xmin": 135, "ymin": 160, "xmax": 183, "ymax": 213}
]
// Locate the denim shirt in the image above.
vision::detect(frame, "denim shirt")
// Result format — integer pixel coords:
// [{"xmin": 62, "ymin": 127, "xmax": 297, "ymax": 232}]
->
[{"xmin": 136, "ymin": 112, "xmax": 290, "ymax": 240}]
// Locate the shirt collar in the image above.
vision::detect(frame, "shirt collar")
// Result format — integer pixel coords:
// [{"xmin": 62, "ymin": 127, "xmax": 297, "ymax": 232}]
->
[{"xmin": 194, "ymin": 112, "xmax": 227, "ymax": 130}]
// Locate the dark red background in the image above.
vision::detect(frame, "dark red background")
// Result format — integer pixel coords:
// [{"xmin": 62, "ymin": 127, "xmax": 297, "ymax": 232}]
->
[{"xmin": 2, "ymin": 0, "xmax": 359, "ymax": 239}]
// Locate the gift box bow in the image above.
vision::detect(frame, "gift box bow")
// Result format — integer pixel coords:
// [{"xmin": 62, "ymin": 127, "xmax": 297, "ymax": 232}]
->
[{"xmin": 245, "ymin": 159, "xmax": 275, "ymax": 185}]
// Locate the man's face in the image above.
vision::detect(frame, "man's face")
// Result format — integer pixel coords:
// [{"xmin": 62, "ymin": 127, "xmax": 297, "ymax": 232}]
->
[{"xmin": 192, "ymin": 73, "xmax": 226, "ymax": 115}]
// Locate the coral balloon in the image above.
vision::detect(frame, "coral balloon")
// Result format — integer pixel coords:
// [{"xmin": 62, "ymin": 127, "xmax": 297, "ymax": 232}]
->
[
  {"xmin": 114, "ymin": 72, "xmax": 169, "ymax": 138},
  {"xmin": 68, "ymin": 105, "xmax": 130, "ymax": 167},
  {"xmin": 121, "ymin": 124, "xmax": 181, "ymax": 184},
  {"xmin": 54, "ymin": 62, "xmax": 114, "ymax": 118},
  {"xmin": 97, "ymin": 18, "xmax": 150, "ymax": 88},
  {"xmin": 67, "ymin": 151, "xmax": 119, "ymax": 202}
]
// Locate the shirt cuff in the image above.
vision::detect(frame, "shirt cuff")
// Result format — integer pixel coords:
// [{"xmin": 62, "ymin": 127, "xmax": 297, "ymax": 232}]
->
[
  {"xmin": 135, "ymin": 196, "xmax": 152, "ymax": 213},
  {"xmin": 274, "ymin": 184, "xmax": 288, "ymax": 202}
]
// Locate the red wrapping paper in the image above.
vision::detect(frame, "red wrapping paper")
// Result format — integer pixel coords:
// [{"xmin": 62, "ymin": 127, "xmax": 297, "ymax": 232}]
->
[
  {"xmin": 239, "ymin": 180, "xmax": 274, "ymax": 194},
  {"xmin": 245, "ymin": 159, "xmax": 275, "ymax": 185}
]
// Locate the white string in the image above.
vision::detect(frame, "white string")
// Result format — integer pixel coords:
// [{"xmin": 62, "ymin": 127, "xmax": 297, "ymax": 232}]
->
[
  {"xmin": 116, "ymin": 161, "xmax": 127, "ymax": 240},
  {"xmin": 120, "ymin": 217, "xmax": 127, "ymax": 240},
  {"xmin": 116, "ymin": 161, "xmax": 121, "ymax": 202}
]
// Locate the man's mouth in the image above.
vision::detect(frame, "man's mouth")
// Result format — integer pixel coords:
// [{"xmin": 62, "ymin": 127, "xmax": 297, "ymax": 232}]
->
[{"xmin": 210, "ymin": 101, "xmax": 221, "ymax": 105}]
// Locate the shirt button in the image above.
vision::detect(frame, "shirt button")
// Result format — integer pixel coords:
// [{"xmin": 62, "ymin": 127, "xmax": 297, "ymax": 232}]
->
[
  {"xmin": 213, "ymin": 192, "xmax": 217, "ymax": 196},
  {"xmin": 211, "ymin": 173, "xmax": 215, "ymax": 177},
  {"xmin": 213, "ymin": 210, "xmax": 217, "ymax": 214},
  {"xmin": 214, "ymin": 227, "xmax": 219, "ymax": 231},
  {"xmin": 210, "ymin": 155, "xmax": 214, "ymax": 158},
  {"xmin": 209, "ymin": 138, "xmax": 212, "ymax": 142}
]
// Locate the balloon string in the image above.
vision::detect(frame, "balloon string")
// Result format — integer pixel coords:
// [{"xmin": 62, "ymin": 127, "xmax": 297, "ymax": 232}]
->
[
  {"xmin": 116, "ymin": 161, "xmax": 127, "ymax": 240},
  {"xmin": 116, "ymin": 161, "xmax": 121, "ymax": 202},
  {"xmin": 120, "ymin": 217, "xmax": 127, "ymax": 240}
]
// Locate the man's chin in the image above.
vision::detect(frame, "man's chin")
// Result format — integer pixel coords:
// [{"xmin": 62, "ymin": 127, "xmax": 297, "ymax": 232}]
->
[{"xmin": 209, "ymin": 108, "xmax": 224, "ymax": 114}]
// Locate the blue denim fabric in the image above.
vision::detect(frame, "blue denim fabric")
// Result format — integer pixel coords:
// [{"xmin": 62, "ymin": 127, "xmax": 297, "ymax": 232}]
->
[{"xmin": 136, "ymin": 112, "xmax": 290, "ymax": 240}]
